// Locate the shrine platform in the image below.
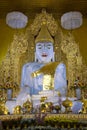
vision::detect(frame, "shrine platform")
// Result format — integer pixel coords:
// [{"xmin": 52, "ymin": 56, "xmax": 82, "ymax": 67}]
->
[
  {"xmin": 0, "ymin": 113, "xmax": 87, "ymax": 121},
  {"xmin": 0, "ymin": 114, "xmax": 87, "ymax": 130}
]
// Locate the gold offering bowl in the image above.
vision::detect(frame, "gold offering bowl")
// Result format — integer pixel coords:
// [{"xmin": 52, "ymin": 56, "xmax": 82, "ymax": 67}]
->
[
  {"xmin": 62, "ymin": 98, "xmax": 73, "ymax": 113},
  {"xmin": 62, "ymin": 98, "xmax": 73, "ymax": 107},
  {"xmin": 13, "ymin": 105, "xmax": 22, "ymax": 114},
  {"xmin": 23, "ymin": 100, "xmax": 32, "ymax": 113},
  {"xmin": 40, "ymin": 96, "xmax": 47, "ymax": 103},
  {"xmin": 0, "ymin": 97, "xmax": 8, "ymax": 115}
]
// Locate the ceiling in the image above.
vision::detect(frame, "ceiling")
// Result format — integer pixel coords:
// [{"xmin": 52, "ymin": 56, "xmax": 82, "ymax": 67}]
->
[{"xmin": 0, "ymin": 0, "xmax": 87, "ymax": 19}]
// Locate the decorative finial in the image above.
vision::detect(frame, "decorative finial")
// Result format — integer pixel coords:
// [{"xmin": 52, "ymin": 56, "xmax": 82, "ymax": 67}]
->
[
  {"xmin": 42, "ymin": 8, "xmax": 46, "ymax": 14},
  {"xmin": 35, "ymin": 24, "xmax": 54, "ymax": 44}
]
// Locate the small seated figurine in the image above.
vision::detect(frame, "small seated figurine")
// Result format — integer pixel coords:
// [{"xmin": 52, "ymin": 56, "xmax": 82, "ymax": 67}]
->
[{"xmin": 20, "ymin": 24, "xmax": 67, "ymax": 97}]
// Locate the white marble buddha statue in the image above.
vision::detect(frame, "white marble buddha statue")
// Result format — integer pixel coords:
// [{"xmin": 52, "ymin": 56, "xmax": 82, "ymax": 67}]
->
[{"xmin": 20, "ymin": 24, "xmax": 67, "ymax": 97}]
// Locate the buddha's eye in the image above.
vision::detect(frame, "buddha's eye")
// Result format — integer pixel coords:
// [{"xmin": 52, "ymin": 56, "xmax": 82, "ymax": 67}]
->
[
  {"xmin": 47, "ymin": 45, "xmax": 51, "ymax": 49},
  {"xmin": 38, "ymin": 47, "xmax": 42, "ymax": 49},
  {"xmin": 37, "ymin": 44, "xmax": 42, "ymax": 49}
]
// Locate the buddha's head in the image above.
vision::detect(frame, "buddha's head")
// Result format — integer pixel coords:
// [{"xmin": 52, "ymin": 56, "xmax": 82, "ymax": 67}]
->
[{"xmin": 35, "ymin": 24, "xmax": 55, "ymax": 63}]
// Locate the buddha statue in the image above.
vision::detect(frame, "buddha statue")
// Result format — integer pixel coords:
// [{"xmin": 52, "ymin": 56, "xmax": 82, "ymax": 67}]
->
[{"xmin": 19, "ymin": 23, "xmax": 67, "ymax": 100}]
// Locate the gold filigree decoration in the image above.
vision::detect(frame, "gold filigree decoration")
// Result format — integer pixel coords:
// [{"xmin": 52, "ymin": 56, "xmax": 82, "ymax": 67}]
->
[
  {"xmin": 10, "ymin": 33, "xmax": 28, "ymax": 55},
  {"xmin": 61, "ymin": 33, "xmax": 78, "ymax": 56},
  {"xmin": 26, "ymin": 9, "xmax": 58, "ymax": 37},
  {"xmin": 61, "ymin": 32, "xmax": 84, "ymax": 97}
]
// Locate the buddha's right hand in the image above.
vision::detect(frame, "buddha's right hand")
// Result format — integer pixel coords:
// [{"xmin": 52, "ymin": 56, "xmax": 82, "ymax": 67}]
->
[
  {"xmin": 31, "ymin": 72, "xmax": 36, "ymax": 78},
  {"xmin": 31, "ymin": 70, "xmax": 41, "ymax": 78}
]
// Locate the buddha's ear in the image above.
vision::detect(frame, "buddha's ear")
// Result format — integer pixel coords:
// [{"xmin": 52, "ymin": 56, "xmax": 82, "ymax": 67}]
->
[
  {"xmin": 52, "ymin": 52, "xmax": 55, "ymax": 62},
  {"xmin": 35, "ymin": 52, "xmax": 37, "ymax": 62}
]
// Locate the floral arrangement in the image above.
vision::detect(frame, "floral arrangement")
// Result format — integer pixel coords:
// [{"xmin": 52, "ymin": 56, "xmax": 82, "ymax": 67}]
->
[{"xmin": 34, "ymin": 113, "xmax": 47, "ymax": 126}]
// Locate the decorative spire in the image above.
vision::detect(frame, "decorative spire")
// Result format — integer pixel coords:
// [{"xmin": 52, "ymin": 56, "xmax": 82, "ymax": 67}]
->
[{"xmin": 35, "ymin": 23, "xmax": 54, "ymax": 44}]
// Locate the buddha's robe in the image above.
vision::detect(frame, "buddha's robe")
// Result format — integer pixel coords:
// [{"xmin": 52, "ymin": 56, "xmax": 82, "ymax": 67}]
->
[{"xmin": 21, "ymin": 62, "xmax": 67, "ymax": 96}]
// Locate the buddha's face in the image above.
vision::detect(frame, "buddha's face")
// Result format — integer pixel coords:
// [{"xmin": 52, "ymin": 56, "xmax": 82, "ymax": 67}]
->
[{"xmin": 36, "ymin": 42, "xmax": 54, "ymax": 63}]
